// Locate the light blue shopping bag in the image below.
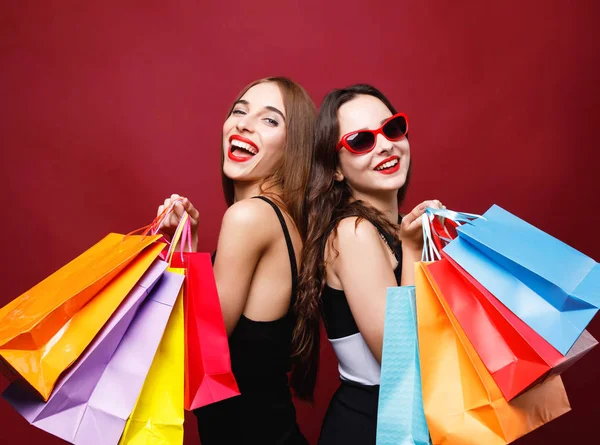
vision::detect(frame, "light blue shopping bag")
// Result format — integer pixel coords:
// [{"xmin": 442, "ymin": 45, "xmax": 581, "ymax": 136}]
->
[
  {"xmin": 445, "ymin": 204, "xmax": 599, "ymax": 354},
  {"xmin": 377, "ymin": 286, "xmax": 431, "ymax": 445}
]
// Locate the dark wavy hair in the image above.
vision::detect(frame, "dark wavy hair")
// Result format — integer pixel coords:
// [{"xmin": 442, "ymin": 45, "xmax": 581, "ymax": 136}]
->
[{"xmin": 290, "ymin": 84, "xmax": 411, "ymax": 400}]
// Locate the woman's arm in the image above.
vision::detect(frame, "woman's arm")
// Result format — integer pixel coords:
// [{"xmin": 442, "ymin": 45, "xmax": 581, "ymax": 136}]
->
[
  {"xmin": 212, "ymin": 199, "xmax": 272, "ymax": 335},
  {"xmin": 332, "ymin": 218, "xmax": 398, "ymax": 363},
  {"xmin": 400, "ymin": 245, "xmax": 421, "ymax": 286}
]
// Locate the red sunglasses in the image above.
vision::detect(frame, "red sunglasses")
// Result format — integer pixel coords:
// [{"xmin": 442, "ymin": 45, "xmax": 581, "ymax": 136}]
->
[{"xmin": 336, "ymin": 113, "xmax": 409, "ymax": 154}]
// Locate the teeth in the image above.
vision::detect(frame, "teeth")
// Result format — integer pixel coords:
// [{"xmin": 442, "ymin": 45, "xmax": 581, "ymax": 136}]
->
[
  {"xmin": 376, "ymin": 158, "xmax": 399, "ymax": 171},
  {"xmin": 231, "ymin": 139, "xmax": 257, "ymax": 155}
]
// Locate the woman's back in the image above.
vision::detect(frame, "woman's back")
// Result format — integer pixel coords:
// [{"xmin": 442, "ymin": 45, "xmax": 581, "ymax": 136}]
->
[{"xmin": 195, "ymin": 196, "xmax": 307, "ymax": 445}]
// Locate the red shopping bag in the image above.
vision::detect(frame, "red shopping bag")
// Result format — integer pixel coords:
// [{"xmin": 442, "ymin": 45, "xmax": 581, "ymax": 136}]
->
[
  {"xmin": 427, "ymin": 256, "xmax": 597, "ymax": 400},
  {"xmin": 170, "ymin": 252, "xmax": 240, "ymax": 410},
  {"xmin": 430, "ymin": 214, "xmax": 459, "ymax": 252}
]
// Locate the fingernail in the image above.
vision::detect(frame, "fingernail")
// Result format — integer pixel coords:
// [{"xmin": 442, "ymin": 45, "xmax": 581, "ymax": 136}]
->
[{"xmin": 419, "ymin": 204, "xmax": 426, "ymax": 211}]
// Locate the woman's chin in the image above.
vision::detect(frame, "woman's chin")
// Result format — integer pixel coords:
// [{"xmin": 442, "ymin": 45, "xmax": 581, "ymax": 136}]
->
[{"xmin": 222, "ymin": 163, "xmax": 263, "ymax": 183}]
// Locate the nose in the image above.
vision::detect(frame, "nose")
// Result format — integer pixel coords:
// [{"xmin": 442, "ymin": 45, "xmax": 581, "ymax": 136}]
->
[
  {"xmin": 235, "ymin": 113, "xmax": 255, "ymax": 133},
  {"xmin": 374, "ymin": 133, "xmax": 393, "ymax": 155}
]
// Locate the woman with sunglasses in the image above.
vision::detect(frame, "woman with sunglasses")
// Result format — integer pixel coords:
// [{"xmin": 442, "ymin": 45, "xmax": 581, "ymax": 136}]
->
[
  {"xmin": 293, "ymin": 84, "xmax": 442, "ymax": 444},
  {"xmin": 157, "ymin": 77, "xmax": 315, "ymax": 445}
]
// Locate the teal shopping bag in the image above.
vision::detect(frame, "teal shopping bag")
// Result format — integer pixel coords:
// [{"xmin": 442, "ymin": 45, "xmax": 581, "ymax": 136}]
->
[{"xmin": 377, "ymin": 286, "xmax": 431, "ymax": 445}]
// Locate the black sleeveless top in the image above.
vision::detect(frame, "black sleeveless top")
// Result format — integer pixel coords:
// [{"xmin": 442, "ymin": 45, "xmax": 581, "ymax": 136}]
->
[{"xmin": 194, "ymin": 196, "xmax": 307, "ymax": 445}]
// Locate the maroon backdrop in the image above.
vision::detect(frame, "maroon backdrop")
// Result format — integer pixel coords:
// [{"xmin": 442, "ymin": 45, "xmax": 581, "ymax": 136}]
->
[{"xmin": 1, "ymin": 1, "xmax": 599, "ymax": 444}]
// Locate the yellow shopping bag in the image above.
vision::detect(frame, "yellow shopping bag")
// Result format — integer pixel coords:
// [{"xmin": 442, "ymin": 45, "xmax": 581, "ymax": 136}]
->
[{"xmin": 119, "ymin": 267, "xmax": 185, "ymax": 445}]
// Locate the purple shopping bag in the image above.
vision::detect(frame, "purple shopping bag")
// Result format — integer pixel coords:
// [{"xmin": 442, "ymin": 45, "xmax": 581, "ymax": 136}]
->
[{"xmin": 3, "ymin": 263, "xmax": 183, "ymax": 444}]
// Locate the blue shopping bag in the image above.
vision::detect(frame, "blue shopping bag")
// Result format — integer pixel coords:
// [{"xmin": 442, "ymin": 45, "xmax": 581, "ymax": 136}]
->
[
  {"xmin": 445, "ymin": 204, "xmax": 599, "ymax": 354},
  {"xmin": 377, "ymin": 286, "xmax": 431, "ymax": 445}
]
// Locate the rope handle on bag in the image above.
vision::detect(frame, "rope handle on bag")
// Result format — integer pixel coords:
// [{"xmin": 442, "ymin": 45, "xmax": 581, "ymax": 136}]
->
[
  {"xmin": 123, "ymin": 197, "xmax": 186, "ymax": 240},
  {"xmin": 165, "ymin": 210, "xmax": 192, "ymax": 265},
  {"xmin": 421, "ymin": 207, "xmax": 484, "ymax": 262},
  {"xmin": 123, "ymin": 198, "xmax": 193, "ymax": 262}
]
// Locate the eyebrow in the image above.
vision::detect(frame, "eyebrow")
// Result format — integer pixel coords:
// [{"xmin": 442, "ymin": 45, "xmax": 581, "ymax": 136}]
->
[
  {"xmin": 233, "ymin": 100, "xmax": 286, "ymax": 121},
  {"xmin": 353, "ymin": 117, "xmax": 392, "ymax": 132}
]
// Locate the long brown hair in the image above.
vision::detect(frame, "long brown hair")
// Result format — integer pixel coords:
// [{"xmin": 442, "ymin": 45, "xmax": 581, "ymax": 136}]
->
[
  {"xmin": 291, "ymin": 84, "xmax": 411, "ymax": 400},
  {"xmin": 220, "ymin": 77, "xmax": 317, "ymax": 400},
  {"xmin": 220, "ymin": 77, "xmax": 316, "ymax": 239}
]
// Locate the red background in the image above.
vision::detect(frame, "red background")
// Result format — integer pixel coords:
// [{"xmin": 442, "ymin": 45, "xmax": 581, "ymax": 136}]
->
[{"xmin": 1, "ymin": 1, "xmax": 599, "ymax": 444}]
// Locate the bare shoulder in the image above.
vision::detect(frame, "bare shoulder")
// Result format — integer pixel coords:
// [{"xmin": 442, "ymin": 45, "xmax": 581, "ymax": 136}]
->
[
  {"xmin": 326, "ymin": 217, "xmax": 383, "ymax": 262},
  {"xmin": 326, "ymin": 217, "xmax": 392, "ymax": 290},
  {"xmin": 220, "ymin": 198, "xmax": 280, "ymax": 243},
  {"xmin": 335, "ymin": 217, "xmax": 382, "ymax": 245},
  {"xmin": 222, "ymin": 198, "xmax": 274, "ymax": 224}
]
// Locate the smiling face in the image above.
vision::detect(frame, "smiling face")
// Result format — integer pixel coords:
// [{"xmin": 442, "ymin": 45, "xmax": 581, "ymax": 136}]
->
[
  {"xmin": 221, "ymin": 81, "xmax": 287, "ymax": 184},
  {"xmin": 335, "ymin": 94, "xmax": 410, "ymax": 197}
]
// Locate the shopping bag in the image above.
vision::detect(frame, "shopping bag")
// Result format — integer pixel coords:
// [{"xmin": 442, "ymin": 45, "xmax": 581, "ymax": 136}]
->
[
  {"xmin": 425, "ymin": 258, "xmax": 597, "ymax": 400},
  {"xmin": 450, "ymin": 204, "xmax": 599, "ymax": 354},
  {"xmin": 0, "ymin": 233, "xmax": 162, "ymax": 351},
  {"xmin": 415, "ymin": 262, "xmax": 571, "ymax": 445},
  {"xmin": 119, "ymin": 268, "xmax": 185, "ymax": 444},
  {"xmin": 421, "ymin": 208, "xmax": 481, "ymax": 263},
  {"xmin": 444, "ymin": 235, "xmax": 585, "ymax": 355},
  {"xmin": 170, "ymin": 252, "xmax": 240, "ymax": 410},
  {"xmin": 3, "ymin": 267, "xmax": 183, "ymax": 445},
  {"xmin": 0, "ymin": 242, "xmax": 164, "ymax": 400},
  {"xmin": 154, "ymin": 202, "xmax": 238, "ymax": 410},
  {"xmin": 440, "ymin": 255, "xmax": 597, "ymax": 397},
  {"xmin": 377, "ymin": 286, "xmax": 431, "ymax": 445}
]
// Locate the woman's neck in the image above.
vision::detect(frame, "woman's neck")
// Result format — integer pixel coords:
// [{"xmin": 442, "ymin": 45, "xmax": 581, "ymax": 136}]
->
[
  {"xmin": 351, "ymin": 188, "xmax": 399, "ymax": 224},
  {"xmin": 233, "ymin": 178, "xmax": 281, "ymax": 203}
]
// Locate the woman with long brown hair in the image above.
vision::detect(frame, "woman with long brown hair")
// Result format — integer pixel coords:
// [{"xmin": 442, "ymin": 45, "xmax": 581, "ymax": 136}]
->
[
  {"xmin": 158, "ymin": 77, "xmax": 315, "ymax": 444},
  {"xmin": 293, "ymin": 84, "xmax": 442, "ymax": 444}
]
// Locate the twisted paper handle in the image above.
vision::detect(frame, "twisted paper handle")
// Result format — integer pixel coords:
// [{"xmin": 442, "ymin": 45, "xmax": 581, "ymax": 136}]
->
[
  {"xmin": 124, "ymin": 197, "xmax": 192, "ymax": 263},
  {"xmin": 421, "ymin": 207, "xmax": 483, "ymax": 261}
]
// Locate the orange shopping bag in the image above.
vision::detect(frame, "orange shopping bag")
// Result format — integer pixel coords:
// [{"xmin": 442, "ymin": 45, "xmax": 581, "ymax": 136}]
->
[
  {"xmin": 0, "ymin": 233, "xmax": 162, "ymax": 398},
  {"xmin": 415, "ymin": 262, "xmax": 571, "ymax": 445},
  {"xmin": 0, "ymin": 233, "xmax": 161, "ymax": 352},
  {"xmin": 0, "ymin": 242, "xmax": 165, "ymax": 400}
]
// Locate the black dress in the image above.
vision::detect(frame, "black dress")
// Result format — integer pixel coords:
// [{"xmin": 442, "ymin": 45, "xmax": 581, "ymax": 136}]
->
[
  {"xmin": 318, "ymin": 220, "xmax": 402, "ymax": 445},
  {"xmin": 194, "ymin": 196, "xmax": 308, "ymax": 445}
]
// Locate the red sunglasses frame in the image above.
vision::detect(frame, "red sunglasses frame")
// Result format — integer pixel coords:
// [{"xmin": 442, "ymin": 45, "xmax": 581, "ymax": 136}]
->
[{"xmin": 335, "ymin": 112, "xmax": 409, "ymax": 154}]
